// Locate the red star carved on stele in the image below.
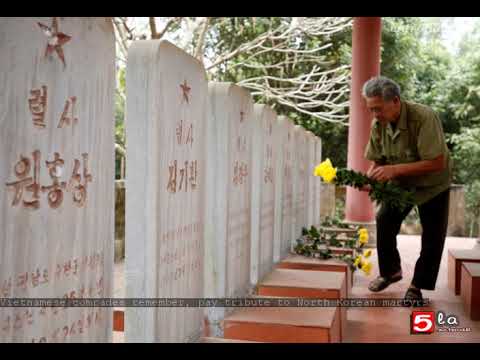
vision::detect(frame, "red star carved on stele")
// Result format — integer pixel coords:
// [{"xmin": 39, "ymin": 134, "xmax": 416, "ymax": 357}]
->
[
  {"xmin": 180, "ymin": 80, "xmax": 191, "ymax": 104},
  {"xmin": 37, "ymin": 17, "xmax": 72, "ymax": 68}
]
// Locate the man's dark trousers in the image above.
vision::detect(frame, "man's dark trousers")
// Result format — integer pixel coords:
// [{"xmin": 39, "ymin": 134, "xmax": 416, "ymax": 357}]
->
[{"xmin": 375, "ymin": 188, "xmax": 450, "ymax": 290}]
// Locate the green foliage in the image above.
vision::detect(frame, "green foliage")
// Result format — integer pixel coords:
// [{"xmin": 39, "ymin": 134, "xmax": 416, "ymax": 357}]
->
[
  {"xmin": 381, "ymin": 18, "xmax": 423, "ymax": 100},
  {"xmin": 334, "ymin": 168, "xmax": 415, "ymax": 212},
  {"xmin": 115, "ymin": 67, "xmax": 126, "ymax": 179},
  {"xmin": 450, "ymin": 128, "xmax": 480, "ymax": 183},
  {"xmin": 311, "ymin": 122, "xmax": 348, "ymax": 168},
  {"xmin": 380, "ymin": 18, "xmax": 452, "ymax": 114},
  {"xmin": 450, "ymin": 128, "xmax": 480, "ymax": 236},
  {"xmin": 320, "ymin": 215, "xmax": 353, "ymax": 229},
  {"xmin": 440, "ymin": 23, "xmax": 480, "ymax": 133}
]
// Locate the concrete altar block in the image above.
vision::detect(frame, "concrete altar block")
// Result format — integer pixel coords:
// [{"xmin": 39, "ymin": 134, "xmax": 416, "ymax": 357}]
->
[
  {"xmin": 276, "ymin": 254, "xmax": 353, "ymax": 296},
  {"xmin": 448, "ymin": 249, "xmax": 480, "ymax": 295},
  {"xmin": 201, "ymin": 337, "xmax": 261, "ymax": 343},
  {"xmin": 256, "ymin": 268, "xmax": 346, "ymax": 339},
  {"xmin": 460, "ymin": 262, "xmax": 480, "ymax": 321},
  {"xmin": 223, "ymin": 306, "xmax": 341, "ymax": 343}
]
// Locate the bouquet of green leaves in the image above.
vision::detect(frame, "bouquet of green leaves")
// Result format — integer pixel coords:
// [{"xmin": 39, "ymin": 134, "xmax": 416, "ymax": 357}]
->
[{"xmin": 314, "ymin": 158, "xmax": 415, "ymax": 212}]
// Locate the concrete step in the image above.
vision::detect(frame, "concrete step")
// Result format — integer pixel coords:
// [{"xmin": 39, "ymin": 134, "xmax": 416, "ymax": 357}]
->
[
  {"xmin": 318, "ymin": 226, "xmax": 358, "ymax": 235},
  {"xmin": 201, "ymin": 337, "xmax": 261, "ymax": 343},
  {"xmin": 256, "ymin": 268, "xmax": 347, "ymax": 339},
  {"xmin": 223, "ymin": 306, "xmax": 341, "ymax": 343},
  {"xmin": 329, "ymin": 247, "xmax": 355, "ymax": 256},
  {"xmin": 291, "ymin": 247, "xmax": 355, "ymax": 257},
  {"xmin": 257, "ymin": 268, "xmax": 346, "ymax": 298},
  {"xmin": 276, "ymin": 254, "xmax": 353, "ymax": 296}
]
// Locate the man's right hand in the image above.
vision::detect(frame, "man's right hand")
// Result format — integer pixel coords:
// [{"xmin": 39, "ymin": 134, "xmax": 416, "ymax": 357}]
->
[
  {"xmin": 367, "ymin": 163, "xmax": 378, "ymax": 178},
  {"xmin": 359, "ymin": 162, "xmax": 379, "ymax": 192}
]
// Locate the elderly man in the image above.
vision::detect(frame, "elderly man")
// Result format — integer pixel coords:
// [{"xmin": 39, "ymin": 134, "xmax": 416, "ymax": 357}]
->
[{"xmin": 361, "ymin": 76, "xmax": 452, "ymax": 305}]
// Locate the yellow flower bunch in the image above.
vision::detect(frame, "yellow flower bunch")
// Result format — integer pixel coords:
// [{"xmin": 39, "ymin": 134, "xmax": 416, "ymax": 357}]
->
[
  {"xmin": 358, "ymin": 228, "xmax": 369, "ymax": 246},
  {"xmin": 353, "ymin": 255, "xmax": 362, "ymax": 268},
  {"xmin": 313, "ymin": 158, "xmax": 337, "ymax": 183},
  {"xmin": 313, "ymin": 158, "xmax": 415, "ymax": 212},
  {"xmin": 361, "ymin": 261, "xmax": 372, "ymax": 276},
  {"xmin": 294, "ymin": 223, "xmax": 374, "ymax": 277},
  {"xmin": 353, "ymin": 254, "xmax": 372, "ymax": 276}
]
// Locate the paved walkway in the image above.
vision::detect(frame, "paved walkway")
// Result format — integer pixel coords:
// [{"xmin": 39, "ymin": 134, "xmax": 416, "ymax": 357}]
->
[
  {"xmin": 345, "ymin": 235, "xmax": 480, "ymax": 342},
  {"xmin": 112, "ymin": 236, "xmax": 480, "ymax": 343}
]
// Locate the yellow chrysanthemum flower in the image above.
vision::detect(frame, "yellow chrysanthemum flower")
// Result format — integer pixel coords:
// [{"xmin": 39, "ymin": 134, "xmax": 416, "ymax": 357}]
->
[
  {"xmin": 322, "ymin": 158, "xmax": 333, "ymax": 169},
  {"xmin": 313, "ymin": 158, "xmax": 337, "ymax": 183},
  {"xmin": 313, "ymin": 161, "xmax": 329, "ymax": 177},
  {"xmin": 359, "ymin": 234, "xmax": 368, "ymax": 245},
  {"xmin": 361, "ymin": 261, "xmax": 372, "ymax": 276},
  {"xmin": 363, "ymin": 249, "xmax": 372, "ymax": 258},
  {"xmin": 353, "ymin": 255, "xmax": 362, "ymax": 268},
  {"xmin": 358, "ymin": 229, "xmax": 369, "ymax": 246},
  {"xmin": 358, "ymin": 228, "xmax": 368, "ymax": 236},
  {"xmin": 322, "ymin": 167, "xmax": 337, "ymax": 183}
]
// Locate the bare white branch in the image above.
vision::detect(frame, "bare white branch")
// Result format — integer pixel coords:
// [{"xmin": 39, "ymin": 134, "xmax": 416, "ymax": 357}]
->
[
  {"xmin": 113, "ymin": 17, "xmax": 353, "ymax": 125},
  {"xmin": 194, "ymin": 17, "xmax": 210, "ymax": 61}
]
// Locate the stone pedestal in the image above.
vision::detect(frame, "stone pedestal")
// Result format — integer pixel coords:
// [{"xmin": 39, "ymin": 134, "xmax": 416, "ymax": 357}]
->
[{"xmin": 319, "ymin": 183, "xmax": 336, "ymax": 222}]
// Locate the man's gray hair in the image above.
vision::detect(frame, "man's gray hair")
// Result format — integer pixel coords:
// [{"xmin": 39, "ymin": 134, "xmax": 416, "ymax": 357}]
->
[{"xmin": 362, "ymin": 76, "xmax": 401, "ymax": 101}]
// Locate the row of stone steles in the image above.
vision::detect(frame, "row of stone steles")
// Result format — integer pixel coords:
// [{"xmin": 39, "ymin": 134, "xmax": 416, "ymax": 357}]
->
[
  {"xmin": 0, "ymin": 18, "xmax": 324, "ymax": 343},
  {"xmin": 124, "ymin": 38, "xmax": 323, "ymax": 343}
]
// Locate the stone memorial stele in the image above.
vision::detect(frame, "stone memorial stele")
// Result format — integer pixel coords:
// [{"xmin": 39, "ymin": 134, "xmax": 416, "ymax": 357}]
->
[
  {"xmin": 250, "ymin": 104, "xmax": 277, "ymax": 285},
  {"xmin": 0, "ymin": 17, "xmax": 115, "ymax": 343},
  {"xmin": 125, "ymin": 40, "xmax": 207, "ymax": 343},
  {"xmin": 204, "ymin": 82, "xmax": 253, "ymax": 337}
]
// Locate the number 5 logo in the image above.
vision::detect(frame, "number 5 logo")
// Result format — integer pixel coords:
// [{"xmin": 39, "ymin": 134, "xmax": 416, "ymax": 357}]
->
[{"xmin": 411, "ymin": 311, "xmax": 435, "ymax": 334}]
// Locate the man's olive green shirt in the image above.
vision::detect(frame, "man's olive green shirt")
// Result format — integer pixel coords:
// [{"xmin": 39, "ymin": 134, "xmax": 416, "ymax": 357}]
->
[{"xmin": 364, "ymin": 100, "xmax": 453, "ymax": 206}]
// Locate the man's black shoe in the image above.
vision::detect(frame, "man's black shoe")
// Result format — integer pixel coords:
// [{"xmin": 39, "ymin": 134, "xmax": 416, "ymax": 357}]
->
[
  {"xmin": 402, "ymin": 287, "xmax": 424, "ymax": 307},
  {"xmin": 368, "ymin": 273, "xmax": 403, "ymax": 292}
]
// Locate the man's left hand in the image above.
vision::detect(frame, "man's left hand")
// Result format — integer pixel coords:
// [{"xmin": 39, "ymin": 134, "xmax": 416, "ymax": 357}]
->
[{"xmin": 369, "ymin": 165, "xmax": 398, "ymax": 182}]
